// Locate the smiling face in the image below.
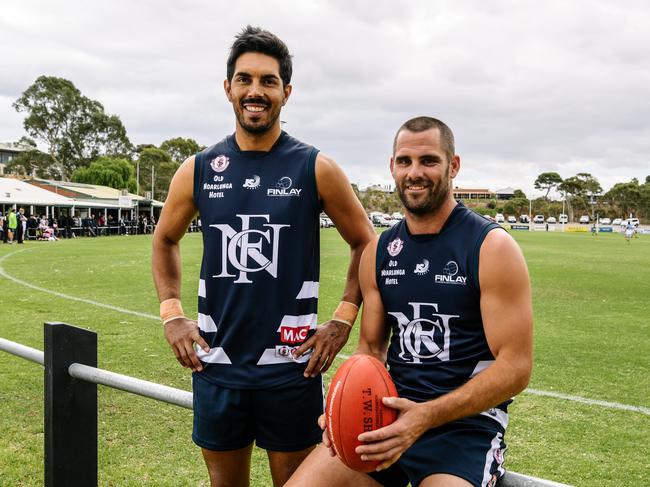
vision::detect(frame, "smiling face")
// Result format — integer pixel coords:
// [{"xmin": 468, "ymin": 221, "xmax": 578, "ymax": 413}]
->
[
  {"xmin": 224, "ymin": 51, "xmax": 292, "ymax": 136},
  {"xmin": 391, "ymin": 128, "xmax": 460, "ymax": 215}
]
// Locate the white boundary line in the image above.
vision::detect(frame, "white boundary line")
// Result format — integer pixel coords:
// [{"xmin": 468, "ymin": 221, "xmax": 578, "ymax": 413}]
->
[
  {"xmin": 334, "ymin": 355, "xmax": 650, "ymax": 416},
  {"xmin": 0, "ymin": 249, "xmax": 158, "ymax": 321},
  {"xmin": 525, "ymin": 388, "xmax": 650, "ymax": 416},
  {"xmin": 2, "ymin": 249, "xmax": 649, "ymax": 417}
]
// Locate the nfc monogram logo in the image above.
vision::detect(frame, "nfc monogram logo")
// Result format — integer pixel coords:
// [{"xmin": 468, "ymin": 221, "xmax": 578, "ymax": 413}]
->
[
  {"xmin": 210, "ymin": 214, "xmax": 289, "ymax": 284},
  {"xmin": 388, "ymin": 302, "xmax": 458, "ymax": 364}
]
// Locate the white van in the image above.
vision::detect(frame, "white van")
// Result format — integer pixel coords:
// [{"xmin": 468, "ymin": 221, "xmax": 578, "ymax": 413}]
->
[
  {"xmin": 559, "ymin": 214, "xmax": 568, "ymax": 224},
  {"xmin": 621, "ymin": 218, "xmax": 640, "ymax": 228}
]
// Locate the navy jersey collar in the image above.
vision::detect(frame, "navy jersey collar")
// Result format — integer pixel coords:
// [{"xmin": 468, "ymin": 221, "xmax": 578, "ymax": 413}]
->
[
  {"xmin": 403, "ymin": 201, "xmax": 463, "ymax": 240},
  {"xmin": 227, "ymin": 131, "xmax": 288, "ymax": 157}
]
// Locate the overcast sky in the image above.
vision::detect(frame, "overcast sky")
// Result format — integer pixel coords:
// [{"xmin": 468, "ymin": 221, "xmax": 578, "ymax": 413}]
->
[{"xmin": 2, "ymin": 0, "xmax": 649, "ymax": 196}]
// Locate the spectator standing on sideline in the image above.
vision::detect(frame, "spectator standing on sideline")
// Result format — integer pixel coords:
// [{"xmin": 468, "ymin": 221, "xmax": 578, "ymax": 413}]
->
[{"xmin": 16, "ymin": 208, "xmax": 26, "ymax": 244}]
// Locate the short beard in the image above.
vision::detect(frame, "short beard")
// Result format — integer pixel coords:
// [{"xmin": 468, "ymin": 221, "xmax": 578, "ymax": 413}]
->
[
  {"xmin": 234, "ymin": 98, "xmax": 279, "ymax": 135},
  {"xmin": 237, "ymin": 113, "xmax": 278, "ymax": 135},
  {"xmin": 397, "ymin": 165, "xmax": 451, "ymax": 215}
]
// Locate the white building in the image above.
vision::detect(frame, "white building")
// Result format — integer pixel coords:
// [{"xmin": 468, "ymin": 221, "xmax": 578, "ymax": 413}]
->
[{"xmin": 0, "ymin": 141, "xmax": 34, "ymax": 175}]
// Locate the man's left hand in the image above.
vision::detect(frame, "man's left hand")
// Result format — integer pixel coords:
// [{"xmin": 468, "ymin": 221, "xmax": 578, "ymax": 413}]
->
[
  {"xmin": 355, "ymin": 397, "xmax": 430, "ymax": 471},
  {"xmin": 293, "ymin": 320, "xmax": 351, "ymax": 377}
]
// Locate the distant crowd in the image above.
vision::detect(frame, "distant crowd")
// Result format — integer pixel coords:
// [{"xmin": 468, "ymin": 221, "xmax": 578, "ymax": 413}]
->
[{"xmin": 0, "ymin": 208, "xmax": 201, "ymax": 243}]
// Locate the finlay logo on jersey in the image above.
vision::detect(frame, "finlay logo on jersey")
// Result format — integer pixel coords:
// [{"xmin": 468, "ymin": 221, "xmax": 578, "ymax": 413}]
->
[
  {"xmin": 243, "ymin": 175, "xmax": 261, "ymax": 189},
  {"xmin": 210, "ymin": 214, "xmax": 289, "ymax": 284},
  {"xmin": 389, "ymin": 302, "xmax": 459, "ymax": 364},
  {"xmin": 210, "ymin": 154, "xmax": 230, "ymax": 173},
  {"xmin": 267, "ymin": 176, "xmax": 302, "ymax": 197},
  {"xmin": 434, "ymin": 260, "xmax": 467, "ymax": 285}
]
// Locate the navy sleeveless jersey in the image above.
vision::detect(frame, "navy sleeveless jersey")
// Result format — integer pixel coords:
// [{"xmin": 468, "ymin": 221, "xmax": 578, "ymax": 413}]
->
[
  {"xmin": 193, "ymin": 131, "xmax": 321, "ymax": 389},
  {"xmin": 376, "ymin": 203, "xmax": 510, "ymax": 411}
]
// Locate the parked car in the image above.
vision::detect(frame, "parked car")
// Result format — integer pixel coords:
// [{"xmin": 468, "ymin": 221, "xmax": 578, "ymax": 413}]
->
[
  {"xmin": 391, "ymin": 212, "xmax": 403, "ymax": 220},
  {"xmin": 599, "ymin": 217, "xmax": 611, "ymax": 225},
  {"xmin": 579, "ymin": 215, "xmax": 590, "ymax": 224},
  {"xmin": 507, "ymin": 215, "xmax": 517, "ymax": 223},
  {"xmin": 495, "ymin": 213, "xmax": 505, "ymax": 223},
  {"xmin": 621, "ymin": 218, "xmax": 640, "ymax": 227},
  {"xmin": 546, "ymin": 217, "xmax": 557, "ymax": 224},
  {"xmin": 559, "ymin": 214, "xmax": 568, "ymax": 224},
  {"xmin": 612, "ymin": 218, "xmax": 623, "ymax": 226},
  {"xmin": 483, "ymin": 214, "xmax": 496, "ymax": 222},
  {"xmin": 371, "ymin": 215, "xmax": 390, "ymax": 227},
  {"xmin": 519, "ymin": 215, "xmax": 530, "ymax": 223},
  {"xmin": 533, "ymin": 214, "xmax": 545, "ymax": 224}
]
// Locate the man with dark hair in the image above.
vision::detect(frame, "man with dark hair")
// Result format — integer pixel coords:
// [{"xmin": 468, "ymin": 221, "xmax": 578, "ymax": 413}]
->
[
  {"xmin": 226, "ymin": 25, "xmax": 293, "ymax": 87},
  {"xmin": 152, "ymin": 26, "xmax": 374, "ymax": 486},
  {"xmin": 288, "ymin": 116, "xmax": 533, "ymax": 487},
  {"xmin": 16, "ymin": 207, "xmax": 26, "ymax": 243}
]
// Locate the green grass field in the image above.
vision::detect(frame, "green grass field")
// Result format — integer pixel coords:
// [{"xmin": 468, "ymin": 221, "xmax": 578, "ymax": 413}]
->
[{"xmin": 1, "ymin": 229, "xmax": 649, "ymax": 486}]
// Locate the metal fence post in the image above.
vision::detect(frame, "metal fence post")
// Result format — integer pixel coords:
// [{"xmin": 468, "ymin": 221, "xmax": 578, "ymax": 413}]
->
[{"xmin": 44, "ymin": 322, "xmax": 97, "ymax": 487}]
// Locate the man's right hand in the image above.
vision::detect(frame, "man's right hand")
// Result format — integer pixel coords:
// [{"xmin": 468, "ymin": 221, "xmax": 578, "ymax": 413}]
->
[{"xmin": 164, "ymin": 318, "xmax": 210, "ymax": 372}]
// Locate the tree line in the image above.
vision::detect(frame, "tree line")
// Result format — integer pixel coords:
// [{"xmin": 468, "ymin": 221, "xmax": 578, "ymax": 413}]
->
[
  {"xmin": 7, "ymin": 76, "xmax": 205, "ymax": 200},
  {"xmin": 6, "ymin": 76, "xmax": 650, "ymax": 219},
  {"xmin": 356, "ymin": 172, "xmax": 650, "ymax": 223},
  {"xmin": 531, "ymin": 171, "xmax": 650, "ymax": 221}
]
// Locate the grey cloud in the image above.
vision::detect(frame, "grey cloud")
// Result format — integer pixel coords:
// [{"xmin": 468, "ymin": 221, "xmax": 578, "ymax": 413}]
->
[{"xmin": 2, "ymin": 0, "xmax": 649, "ymax": 195}]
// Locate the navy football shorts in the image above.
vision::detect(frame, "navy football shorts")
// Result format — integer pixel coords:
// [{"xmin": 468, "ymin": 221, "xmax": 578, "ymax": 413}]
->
[
  {"xmin": 369, "ymin": 413, "xmax": 507, "ymax": 487},
  {"xmin": 192, "ymin": 373, "xmax": 324, "ymax": 452}
]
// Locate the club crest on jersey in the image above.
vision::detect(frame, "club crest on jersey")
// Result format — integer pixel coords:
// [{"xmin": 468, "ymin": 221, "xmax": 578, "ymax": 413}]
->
[
  {"xmin": 276, "ymin": 345, "xmax": 299, "ymax": 358},
  {"xmin": 414, "ymin": 259, "xmax": 429, "ymax": 275},
  {"xmin": 210, "ymin": 214, "xmax": 289, "ymax": 284},
  {"xmin": 387, "ymin": 238, "xmax": 404, "ymax": 257},
  {"xmin": 434, "ymin": 260, "xmax": 467, "ymax": 285},
  {"xmin": 388, "ymin": 302, "xmax": 458, "ymax": 364},
  {"xmin": 210, "ymin": 154, "xmax": 230, "ymax": 173},
  {"xmin": 267, "ymin": 176, "xmax": 302, "ymax": 197},
  {"xmin": 243, "ymin": 175, "xmax": 260, "ymax": 189}
]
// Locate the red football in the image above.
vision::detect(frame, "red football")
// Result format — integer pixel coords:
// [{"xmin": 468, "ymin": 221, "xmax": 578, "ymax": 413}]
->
[{"xmin": 325, "ymin": 354, "xmax": 398, "ymax": 472}]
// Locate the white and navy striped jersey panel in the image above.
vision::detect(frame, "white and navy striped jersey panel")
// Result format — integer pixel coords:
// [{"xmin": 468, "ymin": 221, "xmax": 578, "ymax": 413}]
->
[
  {"xmin": 376, "ymin": 203, "xmax": 510, "ymax": 411},
  {"xmin": 193, "ymin": 132, "xmax": 321, "ymax": 389}
]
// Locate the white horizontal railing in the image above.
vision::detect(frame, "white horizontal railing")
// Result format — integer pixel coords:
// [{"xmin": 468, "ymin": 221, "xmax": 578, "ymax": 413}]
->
[{"xmin": 0, "ymin": 332, "xmax": 572, "ymax": 487}]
